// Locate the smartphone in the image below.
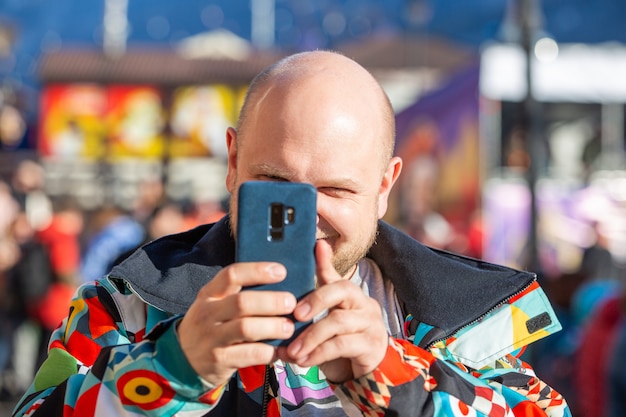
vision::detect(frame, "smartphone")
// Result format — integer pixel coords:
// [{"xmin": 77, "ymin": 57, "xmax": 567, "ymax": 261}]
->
[{"xmin": 236, "ymin": 181, "xmax": 317, "ymax": 346}]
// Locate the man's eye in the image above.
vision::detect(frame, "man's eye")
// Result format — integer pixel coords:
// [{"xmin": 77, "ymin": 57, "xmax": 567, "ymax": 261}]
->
[
  {"xmin": 320, "ymin": 187, "xmax": 351, "ymax": 197},
  {"xmin": 259, "ymin": 175, "xmax": 288, "ymax": 182}
]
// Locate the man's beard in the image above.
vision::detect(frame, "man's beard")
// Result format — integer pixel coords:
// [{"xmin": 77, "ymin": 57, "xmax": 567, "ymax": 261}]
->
[
  {"xmin": 227, "ymin": 193, "xmax": 238, "ymax": 238},
  {"xmin": 323, "ymin": 218, "xmax": 378, "ymax": 279}
]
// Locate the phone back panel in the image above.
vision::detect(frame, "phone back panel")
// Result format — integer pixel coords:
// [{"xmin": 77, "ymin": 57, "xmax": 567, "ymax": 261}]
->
[
  {"xmin": 236, "ymin": 181, "xmax": 317, "ymax": 299},
  {"xmin": 236, "ymin": 181, "xmax": 317, "ymax": 346}
]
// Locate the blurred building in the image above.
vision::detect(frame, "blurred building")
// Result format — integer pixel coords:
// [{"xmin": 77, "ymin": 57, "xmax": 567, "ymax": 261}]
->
[
  {"xmin": 480, "ymin": 41, "xmax": 626, "ymax": 275},
  {"xmin": 31, "ymin": 30, "xmax": 285, "ymax": 210},
  {"xmin": 28, "ymin": 30, "xmax": 474, "ymax": 212}
]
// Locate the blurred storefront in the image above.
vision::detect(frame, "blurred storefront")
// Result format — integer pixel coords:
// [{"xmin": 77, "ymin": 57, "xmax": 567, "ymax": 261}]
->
[
  {"xmin": 24, "ymin": 31, "xmax": 477, "ymax": 215},
  {"xmin": 480, "ymin": 41, "xmax": 626, "ymax": 278},
  {"xmin": 32, "ymin": 31, "xmax": 285, "ymax": 210}
]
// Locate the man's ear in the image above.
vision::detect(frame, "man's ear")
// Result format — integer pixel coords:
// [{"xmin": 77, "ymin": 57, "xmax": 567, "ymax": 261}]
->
[
  {"xmin": 377, "ymin": 156, "xmax": 403, "ymax": 219},
  {"xmin": 225, "ymin": 127, "xmax": 238, "ymax": 193}
]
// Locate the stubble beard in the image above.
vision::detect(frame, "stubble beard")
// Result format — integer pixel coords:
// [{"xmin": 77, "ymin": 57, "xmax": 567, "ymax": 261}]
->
[
  {"xmin": 227, "ymin": 192, "xmax": 238, "ymax": 238},
  {"xmin": 329, "ymin": 219, "xmax": 378, "ymax": 278}
]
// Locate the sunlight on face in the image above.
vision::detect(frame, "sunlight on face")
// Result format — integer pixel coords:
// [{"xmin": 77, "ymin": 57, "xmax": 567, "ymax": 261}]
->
[{"xmin": 227, "ymin": 52, "xmax": 398, "ymax": 279}]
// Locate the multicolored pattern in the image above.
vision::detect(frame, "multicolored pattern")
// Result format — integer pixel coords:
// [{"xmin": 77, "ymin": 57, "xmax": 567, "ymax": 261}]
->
[
  {"xmin": 13, "ymin": 274, "xmax": 571, "ymax": 417},
  {"xmin": 275, "ymin": 362, "xmax": 339, "ymax": 410},
  {"xmin": 17, "ymin": 279, "xmax": 227, "ymax": 416},
  {"xmin": 427, "ymin": 281, "xmax": 562, "ymax": 369},
  {"xmin": 337, "ymin": 339, "xmax": 570, "ymax": 417}
]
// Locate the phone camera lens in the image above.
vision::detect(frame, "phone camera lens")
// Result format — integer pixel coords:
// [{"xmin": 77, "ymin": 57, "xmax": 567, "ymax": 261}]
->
[{"xmin": 271, "ymin": 203, "xmax": 284, "ymax": 228}]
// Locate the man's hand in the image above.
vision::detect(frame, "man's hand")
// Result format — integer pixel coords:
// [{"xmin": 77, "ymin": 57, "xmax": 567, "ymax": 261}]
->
[
  {"xmin": 279, "ymin": 240, "xmax": 388, "ymax": 383},
  {"xmin": 177, "ymin": 262, "xmax": 297, "ymax": 387}
]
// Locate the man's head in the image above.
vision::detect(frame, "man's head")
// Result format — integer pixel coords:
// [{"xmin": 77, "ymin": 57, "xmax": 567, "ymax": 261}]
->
[{"xmin": 226, "ymin": 50, "xmax": 402, "ymax": 278}]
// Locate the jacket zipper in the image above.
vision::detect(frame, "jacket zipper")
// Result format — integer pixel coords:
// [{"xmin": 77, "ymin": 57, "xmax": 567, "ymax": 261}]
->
[
  {"xmin": 123, "ymin": 280, "xmax": 151, "ymax": 304},
  {"xmin": 262, "ymin": 364, "xmax": 272, "ymax": 417},
  {"xmin": 425, "ymin": 274, "xmax": 537, "ymax": 349}
]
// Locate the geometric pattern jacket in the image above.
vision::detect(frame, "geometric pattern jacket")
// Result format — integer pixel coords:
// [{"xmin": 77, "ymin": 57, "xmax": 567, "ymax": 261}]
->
[{"xmin": 13, "ymin": 217, "xmax": 571, "ymax": 417}]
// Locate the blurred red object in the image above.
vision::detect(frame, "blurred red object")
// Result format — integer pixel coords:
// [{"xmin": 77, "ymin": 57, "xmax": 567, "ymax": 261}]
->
[
  {"xmin": 37, "ymin": 206, "xmax": 83, "ymax": 280},
  {"xmin": 31, "ymin": 282, "xmax": 75, "ymax": 330}
]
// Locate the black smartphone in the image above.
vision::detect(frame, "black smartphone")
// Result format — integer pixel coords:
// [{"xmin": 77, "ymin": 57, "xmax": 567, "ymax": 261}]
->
[{"xmin": 235, "ymin": 181, "xmax": 317, "ymax": 346}]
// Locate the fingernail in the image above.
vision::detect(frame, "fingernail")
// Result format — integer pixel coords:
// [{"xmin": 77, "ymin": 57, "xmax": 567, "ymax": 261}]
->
[
  {"xmin": 290, "ymin": 340, "xmax": 302, "ymax": 355},
  {"xmin": 284, "ymin": 295, "xmax": 296, "ymax": 310},
  {"xmin": 283, "ymin": 320, "xmax": 294, "ymax": 334},
  {"xmin": 268, "ymin": 264, "xmax": 286, "ymax": 279},
  {"xmin": 295, "ymin": 302, "xmax": 311, "ymax": 318}
]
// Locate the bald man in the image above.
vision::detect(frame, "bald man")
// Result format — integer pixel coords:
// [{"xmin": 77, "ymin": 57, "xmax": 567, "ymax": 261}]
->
[{"xmin": 14, "ymin": 51, "xmax": 570, "ymax": 417}]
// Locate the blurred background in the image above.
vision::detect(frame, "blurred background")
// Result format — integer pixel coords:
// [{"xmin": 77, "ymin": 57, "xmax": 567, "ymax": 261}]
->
[{"xmin": 1, "ymin": 0, "xmax": 626, "ymax": 415}]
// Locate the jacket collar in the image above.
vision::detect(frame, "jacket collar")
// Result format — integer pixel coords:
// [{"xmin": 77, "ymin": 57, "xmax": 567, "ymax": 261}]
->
[{"xmin": 111, "ymin": 215, "xmax": 535, "ymax": 337}]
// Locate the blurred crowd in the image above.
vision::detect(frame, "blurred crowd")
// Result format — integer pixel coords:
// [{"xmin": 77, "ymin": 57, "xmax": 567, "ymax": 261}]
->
[
  {"xmin": 1, "ymin": 158, "xmax": 626, "ymax": 416},
  {"xmin": 0, "ymin": 159, "xmax": 226, "ymax": 405},
  {"xmin": 527, "ymin": 224, "xmax": 626, "ymax": 417}
]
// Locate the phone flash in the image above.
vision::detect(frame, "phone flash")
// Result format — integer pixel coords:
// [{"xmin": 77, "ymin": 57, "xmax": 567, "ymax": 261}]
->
[{"xmin": 286, "ymin": 207, "xmax": 295, "ymax": 224}]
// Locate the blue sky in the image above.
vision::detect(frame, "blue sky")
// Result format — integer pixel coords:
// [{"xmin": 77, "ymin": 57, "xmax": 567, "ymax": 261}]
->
[{"xmin": 0, "ymin": 0, "xmax": 624, "ymax": 121}]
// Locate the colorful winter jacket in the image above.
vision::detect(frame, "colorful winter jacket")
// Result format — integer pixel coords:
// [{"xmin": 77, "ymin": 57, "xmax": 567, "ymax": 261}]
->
[{"xmin": 13, "ymin": 217, "xmax": 571, "ymax": 416}]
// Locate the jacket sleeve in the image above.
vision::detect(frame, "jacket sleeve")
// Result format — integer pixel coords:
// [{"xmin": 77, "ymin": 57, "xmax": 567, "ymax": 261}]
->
[
  {"xmin": 333, "ymin": 337, "xmax": 571, "ymax": 417},
  {"xmin": 12, "ymin": 279, "xmax": 226, "ymax": 417}
]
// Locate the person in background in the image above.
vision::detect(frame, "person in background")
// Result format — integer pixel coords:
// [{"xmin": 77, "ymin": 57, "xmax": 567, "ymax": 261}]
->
[
  {"xmin": 10, "ymin": 160, "xmax": 52, "ymax": 232},
  {"xmin": 0, "ymin": 181, "xmax": 19, "ymax": 237},
  {"xmin": 36, "ymin": 197, "xmax": 83, "ymax": 287},
  {"xmin": 1, "ymin": 212, "xmax": 54, "ymax": 399},
  {"xmin": 32, "ymin": 197, "xmax": 83, "ymax": 365},
  {"xmin": 182, "ymin": 196, "xmax": 228, "ymax": 230},
  {"xmin": 130, "ymin": 178, "xmax": 166, "ymax": 229},
  {"xmin": 79, "ymin": 205, "xmax": 145, "ymax": 283},
  {"xmin": 111, "ymin": 200, "xmax": 189, "ymax": 267},
  {"xmin": 13, "ymin": 51, "xmax": 569, "ymax": 417},
  {"xmin": 573, "ymin": 280, "xmax": 625, "ymax": 417},
  {"xmin": 0, "ymin": 232, "xmax": 21, "ymax": 400},
  {"xmin": 607, "ymin": 292, "xmax": 626, "ymax": 417},
  {"xmin": 579, "ymin": 220, "xmax": 623, "ymax": 282}
]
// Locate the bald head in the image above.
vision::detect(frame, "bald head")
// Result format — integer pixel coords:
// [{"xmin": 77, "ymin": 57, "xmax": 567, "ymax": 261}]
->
[
  {"xmin": 225, "ymin": 51, "xmax": 403, "ymax": 276},
  {"xmin": 236, "ymin": 51, "xmax": 396, "ymax": 166}
]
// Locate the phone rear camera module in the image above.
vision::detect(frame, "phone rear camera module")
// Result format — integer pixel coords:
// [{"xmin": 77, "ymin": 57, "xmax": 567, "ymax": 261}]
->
[
  {"xmin": 269, "ymin": 203, "xmax": 285, "ymax": 241},
  {"xmin": 270, "ymin": 203, "xmax": 284, "ymax": 228}
]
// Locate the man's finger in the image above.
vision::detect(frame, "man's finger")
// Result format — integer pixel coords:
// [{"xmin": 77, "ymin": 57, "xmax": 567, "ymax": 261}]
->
[
  {"xmin": 198, "ymin": 262, "xmax": 287, "ymax": 299},
  {"xmin": 294, "ymin": 279, "xmax": 362, "ymax": 323},
  {"xmin": 314, "ymin": 239, "xmax": 342, "ymax": 286},
  {"xmin": 207, "ymin": 291, "xmax": 296, "ymax": 323},
  {"xmin": 213, "ymin": 316, "xmax": 295, "ymax": 345}
]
